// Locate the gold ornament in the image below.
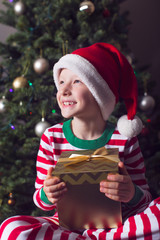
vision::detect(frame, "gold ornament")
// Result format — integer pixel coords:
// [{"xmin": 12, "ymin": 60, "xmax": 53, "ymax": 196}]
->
[
  {"xmin": 12, "ymin": 76, "xmax": 28, "ymax": 90},
  {"xmin": 8, "ymin": 193, "xmax": 16, "ymax": 206},
  {"xmin": 8, "ymin": 199, "xmax": 16, "ymax": 206},
  {"xmin": 79, "ymin": 1, "xmax": 95, "ymax": 14},
  {"xmin": 33, "ymin": 58, "xmax": 49, "ymax": 74}
]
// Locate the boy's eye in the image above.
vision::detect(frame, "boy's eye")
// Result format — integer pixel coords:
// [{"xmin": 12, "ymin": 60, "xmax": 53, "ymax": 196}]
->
[
  {"xmin": 59, "ymin": 80, "xmax": 64, "ymax": 85},
  {"xmin": 74, "ymin": 79, "xmax": 81, "ymax": 84}
]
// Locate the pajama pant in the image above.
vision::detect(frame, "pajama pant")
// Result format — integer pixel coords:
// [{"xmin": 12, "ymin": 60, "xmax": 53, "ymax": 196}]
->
[{"xmin": 1, "ymin": 197, "xmax": 160, "ymax": 240}]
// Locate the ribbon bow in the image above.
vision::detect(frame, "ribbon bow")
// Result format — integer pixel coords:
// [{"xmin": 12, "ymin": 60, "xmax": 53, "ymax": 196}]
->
[{"xmin": 64, "ymin": 147, "xmax": 119, "ymax": 168}]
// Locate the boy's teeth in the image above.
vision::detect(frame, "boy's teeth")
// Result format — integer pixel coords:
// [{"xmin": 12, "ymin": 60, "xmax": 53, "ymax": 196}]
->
[{"xmin": 64, "ymin": 102, "xmax": 74, "ymax": 105}]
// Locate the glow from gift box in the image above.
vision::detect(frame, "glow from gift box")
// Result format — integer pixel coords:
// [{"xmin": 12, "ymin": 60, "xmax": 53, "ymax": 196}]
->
[
  {"xmin": 65, "ymin": 152, "xmax": 119, "ymax": 168},
  {"xmin": 69, "ymin": 154, "xmax": 119, "ymax": 162}
]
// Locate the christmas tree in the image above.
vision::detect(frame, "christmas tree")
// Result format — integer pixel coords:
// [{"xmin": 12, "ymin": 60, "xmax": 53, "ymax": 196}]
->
[{"xmin": 0, "ymin": 0, "xmax": 159, "ymax": 223}]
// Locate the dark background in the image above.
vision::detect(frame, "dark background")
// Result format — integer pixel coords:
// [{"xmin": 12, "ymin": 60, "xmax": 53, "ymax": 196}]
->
[{"xmin": 0, "ymin": 0, "xmax": 160, "ymax": 91}]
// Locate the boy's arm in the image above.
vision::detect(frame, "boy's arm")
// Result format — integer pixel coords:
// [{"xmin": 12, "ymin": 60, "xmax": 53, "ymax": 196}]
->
[
  {"xmin": 123, "ymin": 137, "xmax": 152, "ymax": 218},
  {"xmin": 33, "ymin": 129, "xmax": 56, "ymax": 211}
]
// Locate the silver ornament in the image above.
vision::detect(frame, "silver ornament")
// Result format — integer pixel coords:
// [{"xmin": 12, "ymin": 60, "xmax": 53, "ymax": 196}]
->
[
  {"xmin": 35, "ymin": 118, "xmax": 51, "ymax": 138},
  {"xmin": 33, "ymin": 58, "xmax": 49, "ymax": 74},
  {"xmin": 14, "ymin": 1, "xmax": 25, "ymax": 16},
  {"xmin": 0, "ymin": 96, "xmax": 8, "ymax": 113},
  {"xmin": 139, "ymin": 93, "xmax": 155, "ymax": 111}
]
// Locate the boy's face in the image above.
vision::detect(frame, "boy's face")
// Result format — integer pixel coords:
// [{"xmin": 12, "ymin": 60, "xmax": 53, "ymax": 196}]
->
[{"xmin": 56, "ymin": 68, "xmax": 102, "ymax": 120}]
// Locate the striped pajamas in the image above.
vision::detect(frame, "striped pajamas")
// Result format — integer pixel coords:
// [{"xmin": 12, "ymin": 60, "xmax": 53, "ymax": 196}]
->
[{"xmin": 1, "ymin": 121, "xmax": 160, "ymax": 240}]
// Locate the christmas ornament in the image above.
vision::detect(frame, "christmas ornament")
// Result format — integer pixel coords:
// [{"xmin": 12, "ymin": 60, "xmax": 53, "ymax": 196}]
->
[
  {"xmin": 12, "ymin": 76, "xmax": 28, "ymax": 90},
  {"xmin": 79, "ymin": 1, "xmax": 95, "ymax": 14},
  {"xmin": 139, "ymin": 93, "xmax": 155, "ymax": 111},
  {"xmin": 35, "ymin": 118, "xmax": 51, "ymax": 137},
  {"xmin": 14, "ymin": 1, "xmax": 25, "ymax": 16},
  {"xmin": 103, "ymin": 8, "xmax": 110, "ymax": 18},
  {"xmin": 33, "ymin": 58, "xmax": 49, "ymax": 74},
  {"xmin": 0, "ymin": 96, "xmax": 8, "ymax": 113},
  {"xmin": 8, "ymin": 193, "xmax": 16, "ymax": 206}
]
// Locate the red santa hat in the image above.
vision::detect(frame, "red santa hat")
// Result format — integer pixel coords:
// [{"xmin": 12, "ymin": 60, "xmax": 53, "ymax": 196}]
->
[{"xmin": 53, "ymin": 42, "xmax": 143, "ymax": 138}]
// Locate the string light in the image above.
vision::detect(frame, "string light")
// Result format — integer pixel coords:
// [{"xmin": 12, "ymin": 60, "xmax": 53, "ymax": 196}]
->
[
  {"xmin": 28, "ymin": 81, "xmax": 33, "ymax": 86},
  {"xmin": 1, "ymin": 120, "xmax": 15, "ymax": 131},
  {"xmin": 52, "ymin": 109, "xmax": 56, "ymax": 114},
  {"xmin": 10, "ymin": 124, "xmax": 15, "ymax": 130}
]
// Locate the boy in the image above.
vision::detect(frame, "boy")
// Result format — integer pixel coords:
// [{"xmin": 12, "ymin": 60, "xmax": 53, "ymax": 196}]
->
[{"xmin": 0, "ymin": 43, "xmax": 160, "ymax": 240}]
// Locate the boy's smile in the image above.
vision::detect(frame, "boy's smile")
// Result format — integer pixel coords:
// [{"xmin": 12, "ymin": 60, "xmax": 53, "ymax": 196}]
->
[
  {"xmin": 56, "ymin": 68, "xmax": 102, "ymax": 120},
  {"xmin": 63, "ymin": 101, "xmax": 74, "ymax": 105},
  {"xmin": 63, "ymin": 101, "xmax": 76, "ymax": 106}
]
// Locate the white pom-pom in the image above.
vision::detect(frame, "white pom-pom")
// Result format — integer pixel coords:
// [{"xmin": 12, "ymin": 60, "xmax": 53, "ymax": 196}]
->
[{"xmin": 117, "ymin": 115, "xmax": 143, "ymax": 138}]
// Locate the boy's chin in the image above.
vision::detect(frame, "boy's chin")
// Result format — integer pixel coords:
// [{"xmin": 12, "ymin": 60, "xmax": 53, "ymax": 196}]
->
[{"xmin": 61, "ymin": 112, "xmax": 74, "ymax": 119}]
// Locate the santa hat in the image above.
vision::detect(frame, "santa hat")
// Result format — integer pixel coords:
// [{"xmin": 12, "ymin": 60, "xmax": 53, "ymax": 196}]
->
[{"xmin": 53, "ymin": 42, "xmax": 143, "ymax": 138}]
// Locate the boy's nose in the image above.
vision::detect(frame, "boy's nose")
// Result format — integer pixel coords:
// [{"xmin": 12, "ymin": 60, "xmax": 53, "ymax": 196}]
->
[{"xmin": 61, "ymin": 85, "xmax": 71, "ymax": 96}]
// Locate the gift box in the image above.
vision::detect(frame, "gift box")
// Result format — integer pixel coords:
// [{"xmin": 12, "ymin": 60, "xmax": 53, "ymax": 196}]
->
[{"xmin": 53, "ymin": 147, "xmax": 122, "ymax": 231}]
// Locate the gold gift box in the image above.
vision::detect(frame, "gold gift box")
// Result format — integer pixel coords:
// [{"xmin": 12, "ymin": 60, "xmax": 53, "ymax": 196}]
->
[{"xmin": 53, "ymin": 147, "xmax": 122, "ymax": 231}]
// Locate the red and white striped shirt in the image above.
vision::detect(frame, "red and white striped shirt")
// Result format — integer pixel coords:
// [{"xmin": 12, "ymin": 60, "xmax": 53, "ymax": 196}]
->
[{"xmin": 33, "ymin": 120, "xmax": 152, "ymax": 220}]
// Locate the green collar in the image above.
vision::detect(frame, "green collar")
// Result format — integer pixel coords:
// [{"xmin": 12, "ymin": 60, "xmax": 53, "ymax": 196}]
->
[{"xmin": 62, "ymin": 119, "xmax": 115, "ymax": 150}]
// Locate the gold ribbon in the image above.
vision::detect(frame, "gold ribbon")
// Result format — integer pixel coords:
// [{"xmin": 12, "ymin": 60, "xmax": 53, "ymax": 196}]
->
[{"xmin": 64, "ymin": 147, "xmax": 119, "ymax": 168}]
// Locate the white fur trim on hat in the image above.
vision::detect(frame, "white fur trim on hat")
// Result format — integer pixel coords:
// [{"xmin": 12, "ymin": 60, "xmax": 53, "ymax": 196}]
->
[
  {"xmin": 117, "ymin": 115, "xmax": 143, "ymax": 138},
  {"xmin": 53, "ymin": 54, "xmax": 116, "ymax": 120}
]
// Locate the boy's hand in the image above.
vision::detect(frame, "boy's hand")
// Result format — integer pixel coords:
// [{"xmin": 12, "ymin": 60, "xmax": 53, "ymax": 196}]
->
[
  {"xmin": 100, "ymin": 161, "xmax": 135, "ymax": 203},
  {"xmin": 43, "ymin": 167, "xmax": 67, "ymax": 204}
]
